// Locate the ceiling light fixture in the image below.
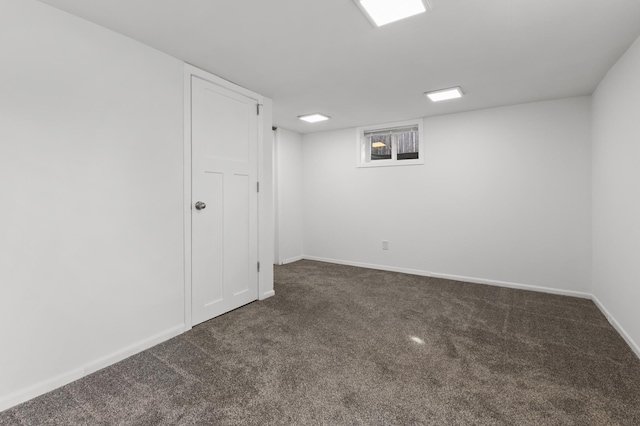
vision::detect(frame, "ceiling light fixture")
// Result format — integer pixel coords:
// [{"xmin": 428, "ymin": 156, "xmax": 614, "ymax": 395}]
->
[
  {"xmin": 355, "ymin": 0, "xmax": 430, "ymax": 27},
  {"xmin": 424, "ymin": 87, "xmax": 464, "ymax": 102},
  {"xmin": 298, "ymin": 113, "xmax": 331, "ymax": 123}
]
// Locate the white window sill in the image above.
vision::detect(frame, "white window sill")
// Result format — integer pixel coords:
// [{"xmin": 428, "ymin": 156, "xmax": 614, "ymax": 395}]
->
[{"xmin": 357, "ymin": 159, "xmax": 424, "ymax": 168}]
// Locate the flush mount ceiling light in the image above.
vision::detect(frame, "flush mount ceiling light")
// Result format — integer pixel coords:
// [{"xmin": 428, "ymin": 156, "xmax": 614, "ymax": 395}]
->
[
  {"xmin": 354, "ymin": 0, "xmax": 431, "ymax": 27},
  {"xmin": 298, "ymin": 113, "xmax": 331, "ymax": 123},
  {"xmin": 424, "ymin": 87, "xmax": 464, "ymax": 102},
  {"xmin": 372, "ymin": 142, "xmax": 386, "ymax": 148}
]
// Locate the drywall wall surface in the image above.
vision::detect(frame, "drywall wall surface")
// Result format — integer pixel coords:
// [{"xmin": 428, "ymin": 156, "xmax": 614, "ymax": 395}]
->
[
  {"xmin": 592, "ymin": 35, "xmax": 640, "ymax": 354},
  {"xmin": 302, "ymin": 97, "xmax": 591, "ymax": 294},
  {"xmin": 275, "ymin": 128, "xmax": 304, "ymax": 263},
  {"xmin": 0, "ymin": 0, "xmax": 184, "ymax": 406}
]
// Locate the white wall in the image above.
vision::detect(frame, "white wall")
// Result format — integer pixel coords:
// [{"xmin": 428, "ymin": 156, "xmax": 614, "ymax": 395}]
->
[
  {"xmin": 274, "ymin": 128, "xmax": 304, "ymax": 264},
  {"xmin": 0, "ymin": 0, "xmax": 184, "ymax": 409},
  {"xmin": 592, "ymin": 35, "xmax": 640, "ymax": 356},
  {"xmin": 302, "ymin": 98, "xmax": 592, "ymax": 295}
]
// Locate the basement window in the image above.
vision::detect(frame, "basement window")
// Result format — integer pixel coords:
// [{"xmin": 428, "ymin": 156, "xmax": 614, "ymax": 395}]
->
[{"xmin": 356, "ymin": 119, "xmax": 424, "ymax": 167}]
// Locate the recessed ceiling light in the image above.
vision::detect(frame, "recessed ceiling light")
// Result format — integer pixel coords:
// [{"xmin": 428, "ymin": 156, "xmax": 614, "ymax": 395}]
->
[
  {"xmin": 298, "ymin": 113, "xmax": 330, "ymax": 123},
  {"xmin": 355, "ymin": 0, "xmax": 430, "ymax": 27},
  {"xmin": 424, "ymin": 87, "xmax": 464, "ymax": 102}
]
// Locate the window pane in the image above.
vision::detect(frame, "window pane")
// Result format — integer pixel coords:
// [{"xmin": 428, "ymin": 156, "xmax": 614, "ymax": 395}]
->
[
  {"xmin": 396, "ymin": 130, "xmax": 419, "ymax": 160},
  {"xmin": 370, "ymin": 134, "xmax": 392, "ymax": 161}
]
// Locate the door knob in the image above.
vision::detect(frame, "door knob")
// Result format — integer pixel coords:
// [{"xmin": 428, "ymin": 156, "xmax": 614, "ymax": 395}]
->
[{"xmin": 195, "ymin": 201, "xmax": 206, "ymax": 210}]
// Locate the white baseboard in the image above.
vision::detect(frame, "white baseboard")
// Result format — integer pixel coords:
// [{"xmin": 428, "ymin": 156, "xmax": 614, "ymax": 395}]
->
[
  {"xmin": 591, "ymin": 295, "xmax": 640, "ymax": 360},
  {"xmin": 429, "ymin": 271, "xmax": 592, "ymax": 299},
  {"xmin": 302, "ymin": 256, "xmax": 592, "ymax": 299},
  {"xmin": 0, "ymin": 367, "xmax": 85, "ymax": 413},
  {"xmin": 280, "ymin": 255, "xmax": 304, "ymax": 265},
  {"xmin": 83, "ymin": 324, "xmax": 185, "ymax": 375},
  {"xmin": 0, "ymin": 324, "xmax": 185, "ymax": 412},
  {"xmin": 260, "ymin": 290, "xmax": 276, "ymax": 300}
]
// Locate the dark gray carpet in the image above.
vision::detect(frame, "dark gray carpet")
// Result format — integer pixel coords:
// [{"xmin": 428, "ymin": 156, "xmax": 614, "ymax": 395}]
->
[{"xmin": 2, "ymin": 260, "xmax": 640, "ymax": 425}]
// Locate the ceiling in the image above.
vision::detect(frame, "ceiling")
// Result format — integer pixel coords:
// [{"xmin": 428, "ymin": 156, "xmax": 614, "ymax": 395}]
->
[{"xmin": 37, "ymin": 0, "xmax": 640, "ymax": 134}]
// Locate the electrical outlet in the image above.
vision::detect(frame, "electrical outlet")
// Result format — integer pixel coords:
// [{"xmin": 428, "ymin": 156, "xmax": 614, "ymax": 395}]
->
[{"xmin": 382, "ymin": 240, "xmax": 389, "ymax": 250}]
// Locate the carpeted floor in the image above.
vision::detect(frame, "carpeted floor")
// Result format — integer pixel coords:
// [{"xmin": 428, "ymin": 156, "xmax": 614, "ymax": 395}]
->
[{"xmin": 2, "ymin": 260, "xmax": 640, "ymax": 425}]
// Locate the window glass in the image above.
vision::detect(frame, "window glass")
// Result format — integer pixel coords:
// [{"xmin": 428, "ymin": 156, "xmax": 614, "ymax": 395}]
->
[
  {"xmin": 396, "ymin": 129, "xmax": 419, "ymax": 160},
  {"xmin": 369, "ymin": 134, "xmax": 392, "ymax": 160}
]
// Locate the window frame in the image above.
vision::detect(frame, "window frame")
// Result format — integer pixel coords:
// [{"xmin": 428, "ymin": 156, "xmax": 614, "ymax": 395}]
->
[{"xmin": 356, "ymin": 119, "xmax": 424, "ymax": 168}]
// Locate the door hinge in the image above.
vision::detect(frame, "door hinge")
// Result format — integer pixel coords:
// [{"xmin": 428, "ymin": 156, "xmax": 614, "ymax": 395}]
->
[
  {"xmin": 257, "ymin": 103, "xmax": 263, "ymax": 115},
  {"xmin": 257, "ymin": 261, "xmax": 261, "ymax": 272},
  {"xmin": 257, "ymin": 182, "xmax": 260, "ymax": 193}
]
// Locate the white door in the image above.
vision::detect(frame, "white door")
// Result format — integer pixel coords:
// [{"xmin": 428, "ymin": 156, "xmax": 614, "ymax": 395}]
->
[{"xmin": 191, "ymin": 76, "xmax": 259, "ymax": 326}]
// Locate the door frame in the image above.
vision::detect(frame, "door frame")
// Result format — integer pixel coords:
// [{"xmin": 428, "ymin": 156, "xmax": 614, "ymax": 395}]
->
[
  {"xmin": 183, "ymin": 64, "xmax": 275, "ymax": 331},
  {"xmin": 272, "ymin": 128, "xmax": 280, "ymax": 265}
]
